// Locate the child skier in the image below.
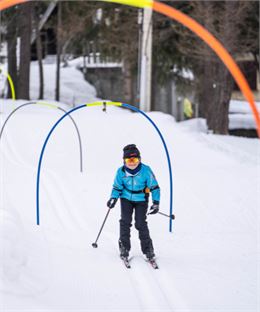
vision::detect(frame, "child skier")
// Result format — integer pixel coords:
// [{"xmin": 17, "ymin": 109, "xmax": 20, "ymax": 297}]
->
[{"xmin": 107, "ymin": 144, "xmax": 160, "ymax": 261}]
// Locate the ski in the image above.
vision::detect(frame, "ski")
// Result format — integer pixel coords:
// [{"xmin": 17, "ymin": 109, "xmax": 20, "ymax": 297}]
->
[
  {"xmin": 120, "ymin": 255, "xmax": 158, "ymax": 269},
  {"xmin": 120, "ymin": 256, "xmax": 131, "ymax": 269},
  {"xmin": 146, "ymin": 258, "xmax": 159, "ymax": 269}
]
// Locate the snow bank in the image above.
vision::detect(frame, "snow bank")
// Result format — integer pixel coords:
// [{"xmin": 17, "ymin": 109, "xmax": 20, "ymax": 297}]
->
[
  {"xmin": 0, "ymin": 56, "xmax": 259, "ymax": 311},
  {"xmin": 30, "ymin": 60, "xmax": 101, "ymax": 106},
  {"xmin": 229, "ymin": 99, "xmax": 260, "ymax": 114}
]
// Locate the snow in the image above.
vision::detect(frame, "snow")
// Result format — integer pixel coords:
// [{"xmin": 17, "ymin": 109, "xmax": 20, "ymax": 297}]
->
[
  {"xmin": 0, "ymin": 64, "xmax": 9, "ymax": 97},
  {"xmin": 1, "ymin": 58, "xmax": 100, "ymax": 106},
  {"xmin": 172, "ymin": 66, "xmax": 194, "ymax": 80},
  {"xmin": 229, "ymin": 99, "xmax": 260, "ymax": 114},
  {"xmin": 178, "ymin": 118, "xmax": 208, "ymax": 133},
  {"xmin": 0, "ymin": 60, "xmax": 259, "ymax": 312},
  {"xmin": 229, "ymin": 113, "xmax": 258, "ymax": 130},
  {"xmin": 229, "ymin": 100, "xmax": 260, "ymax": 130},
  {"xmin": 68, "ymin": 56, "xmax": 122, "ymax": 69},
  {"xmin": 30, "ymin": 60, "xmax": 101, "ymax": 106},
  {"xmin": 178, "ymin": 99, "xmax": 260, "ymax": 131}
]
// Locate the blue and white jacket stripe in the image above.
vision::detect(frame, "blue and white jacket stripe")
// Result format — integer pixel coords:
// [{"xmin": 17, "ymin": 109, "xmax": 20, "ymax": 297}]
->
[{"xmin": 111, "ymin": 163, "xmax": 160, "ymax": 202}]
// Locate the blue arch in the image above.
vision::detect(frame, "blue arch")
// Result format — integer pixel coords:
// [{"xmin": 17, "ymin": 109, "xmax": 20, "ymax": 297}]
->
[{"xmin": 36, "ymin": 102, "xmax": 174, "ymax": 232}]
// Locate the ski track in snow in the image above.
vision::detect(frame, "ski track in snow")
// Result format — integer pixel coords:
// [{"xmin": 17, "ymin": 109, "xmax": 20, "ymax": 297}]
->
[
  {"xmin": 109, "ymin": 238, "xmax": 183, "ymax": 312},
  {"xmin": 0, "ymin": 106, "xmax": 258, "ymax": 311},
  {"xmin": 198, "ymin": 133, "xmax": 259, "ymax": 165},
  {"xmin": 1, "ymin": 119, "xmax": 178, "ymax": 310},
  {"xmin": 0, "ymin": 122, "xmax": 52, "ymax": 298}
]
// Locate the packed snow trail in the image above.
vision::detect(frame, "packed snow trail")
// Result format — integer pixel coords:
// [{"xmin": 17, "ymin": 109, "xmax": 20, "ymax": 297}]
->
[{"xmin": 1, "ymin": 104, "xmax": 258, "ymax": 311}]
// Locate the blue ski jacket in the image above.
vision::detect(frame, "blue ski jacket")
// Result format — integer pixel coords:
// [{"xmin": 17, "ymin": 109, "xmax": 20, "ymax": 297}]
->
[{"xmin": 110, "ymin": 163, "xmax": 160, "ymax": 203}]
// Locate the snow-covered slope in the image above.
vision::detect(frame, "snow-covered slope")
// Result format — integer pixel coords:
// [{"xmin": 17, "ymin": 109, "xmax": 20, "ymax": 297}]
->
[
  {"xmin": 30, "ymin": 60, "xmax": 100, "ymax": 106},
  {"xmin": 0, "ymin": 100, "xmax": 259, "ymax": 311},
  {"xmin": 0, "ymin": 55, "xmax": 259, "ymax": 311}
]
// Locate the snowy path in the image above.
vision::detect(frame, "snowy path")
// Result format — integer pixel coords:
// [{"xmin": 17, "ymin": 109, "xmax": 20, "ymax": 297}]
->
[{"xmin": 1, "ymin": 107, "xmax": 259, "ymax": 311}]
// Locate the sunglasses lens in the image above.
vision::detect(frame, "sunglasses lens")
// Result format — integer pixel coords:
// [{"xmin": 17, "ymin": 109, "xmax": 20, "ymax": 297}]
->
[{"xmin": 125, "ymin": 157, "xmax": 139, "ymax": 164}]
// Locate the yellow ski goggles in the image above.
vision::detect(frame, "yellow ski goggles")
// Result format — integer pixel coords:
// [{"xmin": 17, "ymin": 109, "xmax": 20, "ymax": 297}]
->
[{"xmin": 124, "ymin": 157, "xmax": 140, "ymax": 164}]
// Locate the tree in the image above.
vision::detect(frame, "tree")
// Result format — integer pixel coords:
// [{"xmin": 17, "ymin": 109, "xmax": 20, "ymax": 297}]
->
[
  {"xmin": 27, "ymin": 1, "xmax": 140, "ymax": 104},
  {"xmin": 96, "ymin": 5, "xmax": 139, "ymax": 104},
  {"xmin": 33, "ymin": 2, "xmax": 45, "ymax": 100},
  {"xmin": 188, "ymin": 1, "xmax": 257, "ymax": 134},
  {"xmin": 17, "ymin": 2, "xmax": 32, "ymax": 100},
  {"xmin": 152, "ymin": 1, "xmax": 259, "ymax": 134},
  {"xmin": 44, "ymin": 1, "xmax": 100, "ymax": 101},
  {"xmin": 55, "ymin": 1, "xmax": 61, "ymax": 101},
  {"xmin": 6, "ymin": 7, "xmax": 18, "ymax": 98}
]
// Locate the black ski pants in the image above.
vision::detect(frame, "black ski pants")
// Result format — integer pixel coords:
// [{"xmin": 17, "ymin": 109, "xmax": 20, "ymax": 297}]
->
[{"xmin": 119, "ymin": 198, "xmax": 153, "ymax": 254}]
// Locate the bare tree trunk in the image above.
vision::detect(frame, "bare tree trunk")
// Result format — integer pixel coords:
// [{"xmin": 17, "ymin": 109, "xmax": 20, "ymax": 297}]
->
[
  {"xmin": 207, "ymin": 1, "xmax": 236, "ymax": 134},
  {"xmin": 35, "ymin": 5, "xmax": 44, "ymax": 100},
  {"xmin": 55, "ymin": 1, "xmax": 62, "ymax": 102},
  {"xmin": 206, "ymin": 61, "xmax": 233, "ymax": 134},
  {"xmin": 18, "ymin": 2, "xmax": 32, "ymax": 100},
  {"xmin": 6, "ymin": 9, "xmax": 17, "ymax": 98},
  {"xmin": 199, "ymin": 58, "xmax": 233, "ymax": 135},
  {"xmin": 199, "ymin": 1, "xmax": 236, "ymax": 135},
  {"xmin": 197, "ymin": 1, "xmax": 214, "ymax": 120},
  {"xmin": 36, "ymin": 32, "xmax": 44, "ymax": 99},
  {"xmin": 197, "ymin": 60, "xmax": 211, "ymax": 119}
]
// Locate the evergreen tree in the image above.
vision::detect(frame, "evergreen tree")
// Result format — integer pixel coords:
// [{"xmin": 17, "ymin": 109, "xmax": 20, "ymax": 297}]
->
[{"xmin": 153, "ymin": 1, "xmax": 259, "ymax": 134}]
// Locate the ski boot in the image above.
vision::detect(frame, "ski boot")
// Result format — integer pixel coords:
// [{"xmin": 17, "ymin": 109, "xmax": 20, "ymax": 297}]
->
[
  {"xmin": 119, "ymin": 240, "xmax": 129, "ymax": 259},
  {"xmin": 145, "ymin": 248, "xmax": 158, "ymax": 269},
  {"xmin": 144, "ymin": 242, "xmax": 155, "ymax": 260},
  {"xmin": 145, "ymin": 250, "xmax": 155, "ymax": 261}
]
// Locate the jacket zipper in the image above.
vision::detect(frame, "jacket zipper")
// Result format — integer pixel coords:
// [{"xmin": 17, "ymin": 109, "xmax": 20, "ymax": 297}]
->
[{"xmin": 130, "ymin": 176, "xmax": 133, "ymax": 201}]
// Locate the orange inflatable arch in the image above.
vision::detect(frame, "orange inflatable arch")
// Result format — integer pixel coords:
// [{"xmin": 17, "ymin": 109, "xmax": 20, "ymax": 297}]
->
[{"xmin": 1, "ymin": 0, "xmax": 259, "ymax": 137}]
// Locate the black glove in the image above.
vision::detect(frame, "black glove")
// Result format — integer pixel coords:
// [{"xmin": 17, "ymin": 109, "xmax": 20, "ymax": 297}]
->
[
  {"xmin": 107, "ymin": 198, "xmax": 118, "ymax": 209},
  {"xmin": 148, "ymin": 202, "xmax": 159, "ymax": 215}
]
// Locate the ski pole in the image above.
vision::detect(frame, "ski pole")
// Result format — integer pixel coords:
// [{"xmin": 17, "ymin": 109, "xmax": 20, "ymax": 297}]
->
[
  {"xmin": 92, "ymin": 208, "xmax": 111, "ymax": 248},
  {"xmin": 158, "ymin": 211, "xmax": 175, "ymax": 220}
]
